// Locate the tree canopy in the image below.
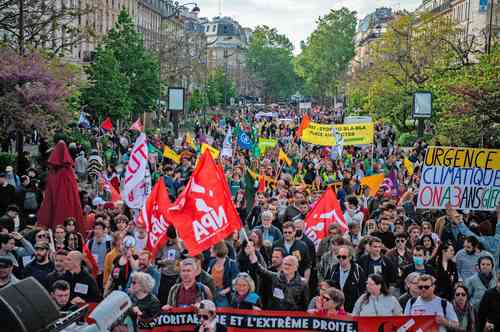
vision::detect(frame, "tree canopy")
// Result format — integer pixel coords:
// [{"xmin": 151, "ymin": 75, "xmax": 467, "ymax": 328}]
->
[
  {"xmin": 295, "ymin": 8, "xmax": 357, "ymax": 100},
  {"xmin": 82, "ymin": 9, "xmax": 160, "ymax": 121},
  {"xmin": 246, "ymin": 25, "xmax": 298, "ymax": 101}
]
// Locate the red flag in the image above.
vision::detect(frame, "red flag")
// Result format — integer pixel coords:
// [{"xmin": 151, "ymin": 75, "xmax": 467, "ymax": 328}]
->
[
  {"xmin": 101, "ymin": 117, "xmax": 113, "ymax": 131},
  {"xmin": 296, "ymin": 113, "xmax": 311, "ymax": 138},
  {"xmin": 168, "ymin": 150, "xmax": 242, "ymax": 256},
  {"xmin": 304, "ymin": 187, "xmax": 348, "ymax": 248},
  {"xmin": 82, "ymin": 243, "xmax": 99, "ymax": 278},
  {"xmin": 257, "ymin": 176, "xmax": 266, "ymax": 193},
  {"xmin": 136, "ymin": 180, "xmax": 171, "ymax": 258},
  {"xmin": 130, "ymin": 118, "xmax": 143, "ymax": 132}
]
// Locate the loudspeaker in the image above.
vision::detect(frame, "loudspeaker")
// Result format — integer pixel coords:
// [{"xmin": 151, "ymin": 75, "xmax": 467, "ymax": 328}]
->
[{"xmin": 0, "ymin": 277, "xmax": 60, "ymax": 332}]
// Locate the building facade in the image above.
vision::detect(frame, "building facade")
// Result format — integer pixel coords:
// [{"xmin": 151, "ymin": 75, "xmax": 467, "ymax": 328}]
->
[
  {"xmin": 201, "ymin": 16, "xmax": 255, "ymax": 96},
  {"xmin": 417, "ymin": 0, "xmax": 500, "ymax": 51},
  {"xmin": 351, "ymin": 7, "xmax": 395, "ymax": 77}
]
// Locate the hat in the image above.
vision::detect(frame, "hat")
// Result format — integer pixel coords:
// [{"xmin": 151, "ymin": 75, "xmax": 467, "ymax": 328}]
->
[
  {"xmin": 6, "ymin": 204, "xmax": 19, "ymax": 212},
  {"xmin": 35, "ymin": 242, "xmax": 50, "ymax": 250},
  {"xmin": 196, "ymin": 300, "xmax": 216, "ymax": 313},
  {"xmin": 0, "ymin": 256, "xmax": 14, "ymax": 267}
]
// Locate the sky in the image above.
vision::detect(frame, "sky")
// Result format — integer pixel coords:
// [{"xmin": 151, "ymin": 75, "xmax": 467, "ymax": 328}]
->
[{"xmin": 197, "ymin": 0, "xmax": 422, "ymax": 52}]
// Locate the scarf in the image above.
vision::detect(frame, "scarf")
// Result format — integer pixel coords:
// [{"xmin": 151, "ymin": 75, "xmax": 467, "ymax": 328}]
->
[{"xmin": 478, "ymin": 272, "xmax": 493, "ymax": 288}]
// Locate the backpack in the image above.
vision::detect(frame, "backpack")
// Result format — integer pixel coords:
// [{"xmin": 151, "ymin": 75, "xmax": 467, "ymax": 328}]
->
[
  {"xmin": 88, "ymin": 238, "xmax": 112, "ymax": 253},
  {"xmin": 23, "ymin": 191, "xmax": 38, "ymax": 210},
  {"xmin": 409, "ymin": 297, "xmax": 447, "ymax": 316}
]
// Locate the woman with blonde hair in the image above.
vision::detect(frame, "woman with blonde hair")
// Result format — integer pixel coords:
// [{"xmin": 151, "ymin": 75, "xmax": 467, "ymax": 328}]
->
[{"xmin": 229, "ymin": 272, "xmax": 262, "ymax": 310}]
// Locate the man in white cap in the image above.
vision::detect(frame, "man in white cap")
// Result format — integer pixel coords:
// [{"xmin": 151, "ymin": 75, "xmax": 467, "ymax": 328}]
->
[{"xmin": 195, "ymin": 299, "xmax": 226, "ymax": 332}]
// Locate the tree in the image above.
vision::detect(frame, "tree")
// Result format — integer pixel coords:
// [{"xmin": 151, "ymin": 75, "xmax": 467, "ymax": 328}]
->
[
  {"xmin": 0, "ymin": 0, "xmax": 94, "ymax": 55},
  {"xmin": 83, "ymin": 9, "xmax": 160, "ymax": 120},
  {"xmin": 206, "ymin": 68, "xmax": 236, "ymax": 106},
  {"xmin": 0, "ymin": 46, "xmax": 78, "ymax": 139},
  {"xmin": 428, "ymin": 45, "xmax": 500, "ymax": 147},
  {"xmin": 246, "ymin": 25, "xmax": 297, "ymax": 101},
  {"xmin": 295, "ymin": 8, "xmax": 357, "ymax": 101},
  {"xmin": 82, "ymin": 46, "xmax": 132, "ymax": 121}
]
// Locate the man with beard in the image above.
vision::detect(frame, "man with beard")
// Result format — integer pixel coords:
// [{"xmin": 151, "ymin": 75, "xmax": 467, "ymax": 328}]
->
[
  {"xmin": 127, "ymin": 250, "xmax": 160, "ymax": 296},
  {"xmin": 47, "ymin": 250, "xmax": 68, "ymax": 291},
  {"xmin": 24, "ymin": 241, "xmax": 54, "ymax": 289},
  {"xmin": 260, "ymin": 247, "xmax": 286, "ymax": 309}
]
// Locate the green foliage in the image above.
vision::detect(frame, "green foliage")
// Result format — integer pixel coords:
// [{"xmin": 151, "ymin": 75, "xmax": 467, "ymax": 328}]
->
[
  {"xmin": 0, "ymin": 153, "xmax": 16, "ymax": 171},
  {"xmin": 246, "ymin": 26, "xmax": 298, "ymax": 101},
  {"xmin": 347, "ymin": 11, "xmax": 499, "ymax": 146},
  {"xmin": 206, "ymin": 68, "xmax": 236, "ymax": 106},
  {"xmin": 83, "ymin": 46, "xmax": 132, "ymax": 120},
  {"xmin": 83, "ymin": 9, "xmax": 160, "ymax": 120},
  {"xmin": 295, "ymin": 8, "xmax": 356, "ymax": 99},
  {"xmin": 190, "ymin": 89, "xmax": 208, "ymax": 112}
]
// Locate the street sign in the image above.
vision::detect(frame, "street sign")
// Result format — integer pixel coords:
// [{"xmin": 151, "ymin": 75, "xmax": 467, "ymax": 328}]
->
[
  {"xmin": 168, "ymin": 87, "xmax": 184, "ymax": 111},
  {"xmin": 412, "ymin": 92, "xmax": 432, "ymax": 119}
]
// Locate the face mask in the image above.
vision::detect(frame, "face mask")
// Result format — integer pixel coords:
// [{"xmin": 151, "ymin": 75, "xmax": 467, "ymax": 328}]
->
[{"xmin": 413, "ymin": 256, "xmax": 424, "ymax": 266}]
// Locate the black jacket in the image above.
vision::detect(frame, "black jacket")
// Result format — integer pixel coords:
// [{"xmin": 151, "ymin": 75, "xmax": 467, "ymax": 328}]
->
[
  {"xmin": 478, "ymin": 287, "xmax": 500, "ymax": 332},
  {"xmin": 273, "ymin": 239, "xmax": 311, "ymax": 276},
  {"xmin": 357, "ymin": 254, "xmax": 397, "ymax": 285},
  {"xmin": 63, "ymin": 269, "xmax": 100, "ymax": 302},
  {"xmin": 326, "ymin": 263, "xmax": 367, "ymax": 313},
  {"xmin": 251, "ymin": 261, "xmax": 309, "ymax": 311}
]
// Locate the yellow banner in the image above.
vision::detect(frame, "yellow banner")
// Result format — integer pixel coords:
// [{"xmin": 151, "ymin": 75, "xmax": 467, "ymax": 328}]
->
[
  {"xmin": 301, "ymin": 122, "xmax": 374, "ymax": 146},
  {"xmin": 201, "ymin": 143, "xmax": 220, "ymax": 159},
  {"xmin": 163, "ymin": 145, "xmax": 180, "ymax": 164},
  {"xmin": 424, "ymin": 146, "xmax": 500, "ymax": 170}
]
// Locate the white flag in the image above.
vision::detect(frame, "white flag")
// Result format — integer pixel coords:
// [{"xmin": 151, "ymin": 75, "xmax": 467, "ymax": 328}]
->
[
  {"xmin": 122, "ymin": 133, "xmax": 151, "ymax": 208},
  {"xmin": 221, "ymin": 126, "xmax": 233, "ymax": 158},
  {"xmin": 331, "ymin": 127, "xmax": 344, "ymax": 160}
]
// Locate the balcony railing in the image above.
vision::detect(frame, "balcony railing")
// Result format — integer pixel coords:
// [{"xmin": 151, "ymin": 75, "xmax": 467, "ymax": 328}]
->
[{"xmin": 432, "ymin": 0, "xmax": 452, "ymax": 13}]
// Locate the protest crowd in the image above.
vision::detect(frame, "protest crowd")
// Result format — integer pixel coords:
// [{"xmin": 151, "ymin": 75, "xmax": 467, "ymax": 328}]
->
[{"xmin": 0, "ymin": 104, "xmax": 499, "ymax": 332}]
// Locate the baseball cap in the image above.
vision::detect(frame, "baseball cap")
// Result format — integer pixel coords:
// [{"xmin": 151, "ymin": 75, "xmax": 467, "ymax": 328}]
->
[
  {"xmin": 196, "ymin": 300, "xmax": 216, "ymax": 313},
  {"xmin": 0, "ymin": 256, "xmax": 14, "ymax": 268}
]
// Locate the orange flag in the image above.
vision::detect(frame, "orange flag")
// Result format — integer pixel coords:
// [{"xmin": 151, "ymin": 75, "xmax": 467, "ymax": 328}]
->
[
  {"xmin": 360, "ymin": 174, "xmax": 385, "ymax": 197},
  {"xmin": 296, "ymin": 114, "xmax": 311, "ymax": 138}
]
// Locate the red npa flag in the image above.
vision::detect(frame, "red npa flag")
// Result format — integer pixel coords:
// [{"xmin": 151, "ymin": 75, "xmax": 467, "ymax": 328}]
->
[
  {"xmin": 168, "ymin": 150, "xmax": 242, "ymax": 256},
  {"xmin": 304, "ymin": 186, "xmax": 348, "ymax": 248},
  {"xmin": 136, "ymin": 179, "xmax": 171, "ymax": 258}
]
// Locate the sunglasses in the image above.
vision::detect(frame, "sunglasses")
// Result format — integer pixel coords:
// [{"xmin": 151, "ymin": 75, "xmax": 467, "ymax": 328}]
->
[
  {"xmin": 418, "ymin": 285, "xmax": 433, "ymax": 290},
  {"xmin": 455, "ymin": 292, "xmax": 467, "ymax": 297},
  {"xmin": 336, "ymin": 255, "xmax": 348, "ymax": 260},
  {"xmin": 199, "ymin": 314, "xmax": 210, "ymax": 320},
  {"xmin": 37, "ymin": 234, "xmax": 47, "ymax": 238},
  {"xmin": 283, "ymin": 231, "xmax": 294, "ymax": 234}
]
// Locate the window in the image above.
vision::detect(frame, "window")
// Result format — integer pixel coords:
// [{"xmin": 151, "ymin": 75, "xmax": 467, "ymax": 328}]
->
[{"xmin": 212, "ymin": 24, "xmax": 216, "ymax": 32}]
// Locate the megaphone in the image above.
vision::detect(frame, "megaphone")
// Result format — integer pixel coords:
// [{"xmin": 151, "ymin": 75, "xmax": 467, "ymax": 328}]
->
[{"xmin": 79, "ymin": 291, "xmax": 132, "ymax": 332}]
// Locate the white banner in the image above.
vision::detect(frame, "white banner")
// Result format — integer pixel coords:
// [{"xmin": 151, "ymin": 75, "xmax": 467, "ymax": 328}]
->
[{"xmin": 122, "ymin": 133, "xmax": 151, "ymax": 208}]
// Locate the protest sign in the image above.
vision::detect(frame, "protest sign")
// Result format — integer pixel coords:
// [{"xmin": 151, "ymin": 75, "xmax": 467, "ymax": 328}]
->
[
  {"xmin": 138, "ymin": 308, "xmax": 438, "ymax": 332},
  {"xmin": 417, "ymin": 146, "xmax": 500, "ymax": 211},
  {"xmin": 258, "ymin": 138, "xmax": 278, "ymax": 154},
  {"xmin": 301, "ymin": 123, "xmax": 374, "ymax": 146}
]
